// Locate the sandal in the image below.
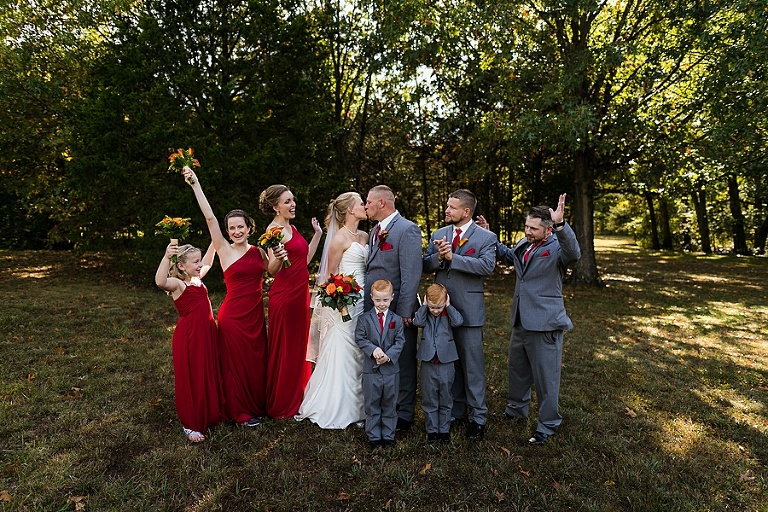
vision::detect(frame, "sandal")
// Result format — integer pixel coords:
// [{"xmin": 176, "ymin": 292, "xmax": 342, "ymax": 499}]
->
[{"xmin": 183, "ymin": 428, "xmax": 205, "ymax": 443}]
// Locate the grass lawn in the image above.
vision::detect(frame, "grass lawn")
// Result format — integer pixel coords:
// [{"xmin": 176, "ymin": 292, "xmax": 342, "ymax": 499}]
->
[{"xmin": 1, "ymin": 237, "xmax": 767, "ymax": 511}]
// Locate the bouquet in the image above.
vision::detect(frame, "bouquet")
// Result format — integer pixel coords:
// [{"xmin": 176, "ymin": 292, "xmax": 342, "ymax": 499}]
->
[
  {"xmin": 168, "ymin": 148, "xmax": 200, "ymax": 184},
  {"xmin": 155, "ymin": 216, "xmax": 192, "ymax": 262},
  {"xmin": 258, "ymin": 226, "xmax": 291, "ymax": 267},
  {"xmin": 316, "ymin": 273, "xmax": 363, "ymax": 321}
]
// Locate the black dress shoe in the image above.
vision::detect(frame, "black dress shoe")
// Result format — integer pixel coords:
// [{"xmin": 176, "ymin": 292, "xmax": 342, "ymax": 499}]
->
[
  {"xmin": 368, "ymin": 440, "xmax": 382, "ymax": 449},
  {"xmin": 438, "ymin": 432, "xmax": 450, "ymax": 443},
  {"xmin": 426, "ymin": 433, "xmax": 439, "ymax": 443},
  {"xmin": 238, "ymin": 417, "xmax": 262, "ymax": 427},
  {"xmin": 466, "ymin": 421, "xmax": 486, "ymax": 440},
  {"xmin": 396, "ymin": 418, "xmax": 413, "ymax": 432},
  {"xmin": 494, "ymin": 412, "xmax": 525, "ymax": 422},
  {"xmin": 528, "ymin": 431, "xmax": 551, "ymax": 445},
  {"xmin": 381, "ymin": 439, "xmax": 396, "ymax": 448}
]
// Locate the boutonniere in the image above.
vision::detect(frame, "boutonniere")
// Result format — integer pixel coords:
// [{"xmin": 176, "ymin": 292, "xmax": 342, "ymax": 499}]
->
[
  {"xmin": 388, "ymin": 321, "xmax": 396, "ymax": 329},
  {"xmin": 458, "ymin": 238, "xmax": 469, "ymax": 247},
  {"xmin": 378, "ymin": 229, "xmax": 389, "ymax": 247}
]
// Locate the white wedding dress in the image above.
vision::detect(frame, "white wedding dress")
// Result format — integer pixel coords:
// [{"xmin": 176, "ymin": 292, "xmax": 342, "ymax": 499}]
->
[{"xmin": 295, "ymin": 242, "xmax": 368, "ymax": 429}]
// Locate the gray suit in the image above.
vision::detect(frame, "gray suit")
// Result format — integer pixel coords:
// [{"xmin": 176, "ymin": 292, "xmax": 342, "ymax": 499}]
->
[
  {"xmin": 497, "ymin": 223, "xmax": 580, "ymax": 435},
  {"xmin": 413, "ymin": 304, "xmax": 463, "ymax": 434},
  {"xmin": 355, "ymin": 309, "xmax": 406, "ymax": 442},
  {"xmin": 365, "ymin": 214, "xmax": 422, "ymax": 422},
  {"xmin": 423, "ymin": 223, "xmax": 497, "ymax": 425}
]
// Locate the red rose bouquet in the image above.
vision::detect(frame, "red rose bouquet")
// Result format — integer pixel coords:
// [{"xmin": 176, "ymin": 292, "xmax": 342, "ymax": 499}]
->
[
  {"xmin": 316, "ymin": 273, "xmax": 363, "ymax": 321},
  {"xmin": 168, "ymin": 148, "xmax": 200, "ymax": 184},
  {"xmin": 258, "ymin": 226, "xmax": 291, "ymax": 267}
]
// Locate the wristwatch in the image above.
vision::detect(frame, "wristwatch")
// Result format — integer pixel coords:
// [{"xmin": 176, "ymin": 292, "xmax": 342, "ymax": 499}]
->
[{"xmin": 553, "ymin": 221, "xmax": 565, "ymax": 228}]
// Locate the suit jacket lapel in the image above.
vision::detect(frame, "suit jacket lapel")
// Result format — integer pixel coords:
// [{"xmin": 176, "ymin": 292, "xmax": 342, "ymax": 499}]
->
[
  {"xmin": 368, "ymin": 214, "xmax": 401, "ymax": 262},
  {"xmin": 456, "ymin": 223, "xmax": 476, "ymax": 254}
]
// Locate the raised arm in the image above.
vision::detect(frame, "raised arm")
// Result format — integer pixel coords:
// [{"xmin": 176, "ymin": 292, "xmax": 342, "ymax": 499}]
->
[
  {"xmin": 182, "ymin": 167, "xmax": 228, "ymax": 253},
  {"xmin": 200, "ymin": 242, "xmax": 216, "ymax": 279},
  {"xmin": 306, "ymin": 217, "xmax": 323, "ymax": 265},
  {"xmin": 155, "ymin": 242, "xmax": 184, "ymax": 297}
]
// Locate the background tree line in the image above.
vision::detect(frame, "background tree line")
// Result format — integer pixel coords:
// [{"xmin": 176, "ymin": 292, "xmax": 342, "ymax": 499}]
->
[{"xmin": 1, "ymin": 0, "xmax": 766, "ymax": 285}]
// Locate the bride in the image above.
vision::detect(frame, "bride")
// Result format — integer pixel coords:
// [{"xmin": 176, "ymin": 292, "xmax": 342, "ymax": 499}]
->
[{"xmin": 295, "ymin": 192, "xmax": 369, "ymax": 428}]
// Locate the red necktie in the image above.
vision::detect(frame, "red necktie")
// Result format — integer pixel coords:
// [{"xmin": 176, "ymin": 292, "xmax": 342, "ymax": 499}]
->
[
  {"xmin": 524, "ymin": 241, "xmax": 541, "ymax": 265},
  {"xmin": 373, "ymin": 224, "xmax": 380, "ymax": 245},
  {"xmin": 452, "ymin": 228, "xmax": 462, "ymax": 252},
  {"xmin": 378, "ymin": 312, "xmax": 384, "ymax": 333}
]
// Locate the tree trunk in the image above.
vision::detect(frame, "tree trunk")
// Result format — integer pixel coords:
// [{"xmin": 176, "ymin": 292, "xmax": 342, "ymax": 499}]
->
[
  {"xmin": 690, "ymin": 186, "xmax": 712, "ymax": 254},
  {"xmin": 658, "ymin": 195, "xmax": 673, "ymax": 250},
  {"xmin": 754, "ymin": 214, "xmax": 768, "ymax": 255},
  {"xmin": 570, "ymin": 150, "xmax": 602, "ymax": 286},
  {"xmin": 645, "ymin": 191, "xmax": 660, "ymax": 250},
  {"xmin": 727, "ymin": 172, "xmax": 749, "ymax": 255}
]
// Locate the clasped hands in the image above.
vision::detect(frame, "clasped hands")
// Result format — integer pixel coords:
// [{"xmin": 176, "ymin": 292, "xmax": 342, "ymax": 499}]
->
[{"xmin": 372, "ymin": 347, "xmax": 390, "ymax": 365}]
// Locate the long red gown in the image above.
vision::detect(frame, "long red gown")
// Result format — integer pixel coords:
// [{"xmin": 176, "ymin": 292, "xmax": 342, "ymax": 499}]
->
[
  {"xmin": 266, "ymin": 226, "xmax": 312, "ymax": 418},
  {"xmin": 172, "ymin": 282, "xmax": 226, "ymax": 434},
  {"xmin": 218, "ymin": 246, "xmax": 269, "ymax": 423}
]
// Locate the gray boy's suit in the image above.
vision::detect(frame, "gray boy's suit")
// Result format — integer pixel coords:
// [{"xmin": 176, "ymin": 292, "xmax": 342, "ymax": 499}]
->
[
  {"xmin": 497, "ymin": 223, "xmax": 580, "ymax": 435},
  {"xmin": 423, "ymin": 222, "xmax": 497, "ymax": 425},
  {"xmin": 413, "ymin": 304, "xmax": 463, "ymax": 434},
  {"xmin": 364, "ymin": 214, "xmax": 422, "ymax": 423},
  {"xmin": 355, "ymin": 309, "xmax": 406, "ymax": 442}
]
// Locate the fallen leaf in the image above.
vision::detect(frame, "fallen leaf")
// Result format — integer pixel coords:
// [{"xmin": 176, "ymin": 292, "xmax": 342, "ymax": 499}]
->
[
  {"xmin": 739, "ymin": 471, "xmax": 755, "ymax": 483},
  {"xmin": 27, "ymin": 373, "xmax": 36, "ymax": 382},
  {"xmin": 520, "ymin": 469, "xmax": 530, "ymax": 477},
  {"xmin": 65, "ymin": 387, "xmax": 82, "ymax": 400},
  {"xmin": 420, "ymin": 463, "xmax": 431, "ymax": 475},
  {"xmin": 336, "ymin": 491, "xmax": 350, "ymax": 501},
  {"xmin": 149, "ymin": 398, "xmax": 162, "ymax": 406},
  {"xmin": 605, "ymin": 480, "xmax": 615, "ymax": 486},
  {"xmin": 500, "ymin": 447, "xmax": 511, "ymax": 457},
  {"xmin": 625, "ymin": 407, "xmax": 637, "ymax": 418},
  {"xmin": 67, "ymin": 495, "xmax": 87, "ymax": 511},
  {"xmin": 54, "ymin": 346, "xmax": 64, "ymax": 355},
  {"xmin": 385, "ymin": 499, "xmax": 392, "ymax": 510},
  {"xmin": 0, "ymin": 490, "xmax": 11, "ymax": 502},
  {"xmin": 495, "ymin": 491, "xmax": 504, "ymax": 502}
]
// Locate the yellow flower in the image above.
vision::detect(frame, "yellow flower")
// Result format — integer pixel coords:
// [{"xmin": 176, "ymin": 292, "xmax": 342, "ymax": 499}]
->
[{"xmin": 458, "ymin": 238, "xmax": 469, "ymax": 247}]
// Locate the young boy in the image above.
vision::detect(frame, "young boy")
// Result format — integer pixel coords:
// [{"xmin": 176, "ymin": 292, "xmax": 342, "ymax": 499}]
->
[
  {"xmin": 355, "ymin": 279, "xmax": 406, "ymax": 448},
  {"xmin": 413, "ymin": 283, "xmax": 463, "ymax": 443}
]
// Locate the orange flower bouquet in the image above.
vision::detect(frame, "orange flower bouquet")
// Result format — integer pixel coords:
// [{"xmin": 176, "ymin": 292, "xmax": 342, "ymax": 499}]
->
[
  {"xmin": 316, "ymin": 273, "xmax": 363, "ymax": 321},
  {"xmin": 168, "ymin": 148, "xmax": 200, "ymax": 184},
  {"xmin": 155, "ymin": 216, "xmax": 192, "ymax": 262},
  {"xmin": 258, "ymin": 226, "xmax": 291, "ymax": 267}
]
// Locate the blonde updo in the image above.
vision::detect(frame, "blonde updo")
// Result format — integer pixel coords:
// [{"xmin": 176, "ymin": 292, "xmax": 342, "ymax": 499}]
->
[
  {"xmin": 259, "ymin": 184, "xmax": 291, "ymax": 216},
  {"xmin": 325, "ymin": 192, "xmax": 361, "ymax": 230}
]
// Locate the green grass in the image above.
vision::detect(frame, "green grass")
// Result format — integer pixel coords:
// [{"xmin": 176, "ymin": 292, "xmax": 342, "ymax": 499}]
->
[{"xmin": 1, "ymin": 238, "xmax": 767, "ymax": 511}]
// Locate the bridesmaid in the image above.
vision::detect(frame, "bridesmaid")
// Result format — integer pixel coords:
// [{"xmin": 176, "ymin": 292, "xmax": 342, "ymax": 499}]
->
[
  {"xmin": 184, "ymin": 167, "xmax": 285, "ymax": 427},
  {"xmin": 259, "ymin": 184, "xmax": 322, "ymax": 418}
]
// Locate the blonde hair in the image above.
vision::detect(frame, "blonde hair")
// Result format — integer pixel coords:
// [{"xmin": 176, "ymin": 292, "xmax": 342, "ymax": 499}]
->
[
  {"xmin": 325, "ymin": 192, "xmax": 361, "ymax": 230},
  {"xmin": 371, "ymin": 279, "xmax": 393, "ymax": 294},
  {"xmin": 168, "ymin": 244, "xmax": 200, "ymax": 280},
  {"xmin": 259, "ymin": 184, "xmax": 291, "ymax": 216},
  {"xmin": 425, "ymin": 283, "xmax": 447, "ymax": 304}
]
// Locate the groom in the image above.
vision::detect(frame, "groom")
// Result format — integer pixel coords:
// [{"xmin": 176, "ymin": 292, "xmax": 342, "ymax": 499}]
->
[{"xmin": 364, "ymin": 185, "xmax": 422, "ymax": 432}]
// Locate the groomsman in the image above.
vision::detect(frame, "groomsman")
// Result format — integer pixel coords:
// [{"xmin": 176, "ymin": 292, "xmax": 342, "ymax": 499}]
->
[
  {"xmin": 482, "ymin": 193, "xmax": 580, "ymax": 445},
  {"xmin": 423, "ymin": 189, "xmax": 497, "ymax": 440},
  {"xmin": 364, "ymin": 185, "xmax": 422, "ymax": 431}
]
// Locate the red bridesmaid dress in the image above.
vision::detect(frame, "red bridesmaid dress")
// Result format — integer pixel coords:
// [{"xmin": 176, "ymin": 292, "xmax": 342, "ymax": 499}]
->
[
  {"xmin": 266, "ymin": 226, "xmax": 312, "ymax": 418},
  {"xmin": 218, "ymin": 246, "xmax": 269, "ymax": 423},
  {"xmin": 172, "ymin": 282, "xmax": 226, "ymax": 434}
]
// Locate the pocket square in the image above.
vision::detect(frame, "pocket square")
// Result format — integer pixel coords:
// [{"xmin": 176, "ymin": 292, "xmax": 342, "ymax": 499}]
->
[
  {"xmin": 380, "ymin": 242, "xmax": 394, "ymax": 251},
  {"xmin": 465, "ymin": 247, "xmax": 476, "ymax": 255},
  {"xmin": 540, "ymin": 250, "xmax": 550, "ymax": 257},
  {"xmin": 389, "ymin": 321, "xmax": 396, "ymax": 329}
]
